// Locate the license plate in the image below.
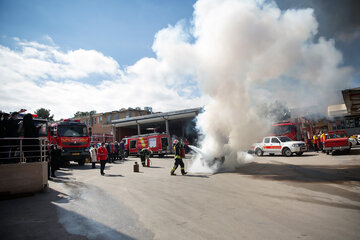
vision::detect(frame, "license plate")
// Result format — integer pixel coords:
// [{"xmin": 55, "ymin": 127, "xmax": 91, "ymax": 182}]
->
[{"xmin": 72, "ymin": 153, "xmax": 80, "ymax": 156}]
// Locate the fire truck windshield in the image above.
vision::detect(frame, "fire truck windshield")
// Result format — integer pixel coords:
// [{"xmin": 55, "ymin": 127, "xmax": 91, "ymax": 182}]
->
[
  {"xmin": 273, "ymin": 125, "xmax": 293, "ymax": 135},
  {"xmin": 58, "ymin": 125, "xmax": 88, "ymax": 137}
]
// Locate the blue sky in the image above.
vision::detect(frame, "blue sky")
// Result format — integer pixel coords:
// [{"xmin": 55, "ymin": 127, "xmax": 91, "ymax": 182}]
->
[
  {"xmin": 0, "ymin": 0, "xmax": 359, "ymax": 119},
  {"xmin": 0, "ymin": 0, "xmax": 196, "ymax": 66}
]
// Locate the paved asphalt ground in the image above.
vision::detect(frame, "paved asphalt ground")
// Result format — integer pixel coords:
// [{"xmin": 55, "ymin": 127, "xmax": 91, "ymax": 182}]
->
[{"xmin": 1, "ymin": 147, "xmax": 360, "ymax": 240}]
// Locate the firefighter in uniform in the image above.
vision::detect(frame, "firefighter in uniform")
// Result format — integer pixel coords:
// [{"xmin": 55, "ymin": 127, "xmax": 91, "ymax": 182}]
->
[
  {"xmin": 320, "ymin": 131, "xmax": 326, "ymax": 152},
  {"xmin": 313, "ymin": 134, "xmax": 319, "ymax": 152},
  {"xmin": 140, "ymin": 148, "xmax": 151, "ymax": 167},
  {"xmin": 170, "ymin": 139, "xmax": 187, "ymax": 176}
]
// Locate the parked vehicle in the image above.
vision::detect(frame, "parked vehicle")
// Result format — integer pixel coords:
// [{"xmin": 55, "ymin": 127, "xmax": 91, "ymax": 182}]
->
[
  {"xmin": 323, "ymin": 131, "xmax": 350, "ymax": 155},
  {"xmin": 251, "ymin": 136, "xmax": 307, "ymax": 157},
  {"xmin": 348, "ymin": 137, "xmax": 357, "ymax": 147},
  {"xmin": 123, "ymin": 133, "xmax": 169, "ymax": 157},
  {"xmin": 48, "ymin": 119, "xmax": 91, "ymax": 165},
  {"xmin": 271, "ymin": 120, "xmax": 314, "ymax": 147}
]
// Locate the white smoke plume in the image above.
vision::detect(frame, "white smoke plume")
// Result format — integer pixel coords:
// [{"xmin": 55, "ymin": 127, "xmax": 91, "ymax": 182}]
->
[{"xmin": 179, "ymin": 0, "xmax": 353, "ymax": 173}]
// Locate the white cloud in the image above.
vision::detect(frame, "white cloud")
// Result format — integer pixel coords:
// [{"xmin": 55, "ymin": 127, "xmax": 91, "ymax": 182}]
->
[{"xmin": 0, "ymin": 37, "xmax": 205, "ymax": 119}]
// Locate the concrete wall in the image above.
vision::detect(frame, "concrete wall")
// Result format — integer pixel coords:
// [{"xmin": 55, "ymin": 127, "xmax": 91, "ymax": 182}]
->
[{"xmin": 0, "ymin": 162, "xmax": 48, "ymax": 195}]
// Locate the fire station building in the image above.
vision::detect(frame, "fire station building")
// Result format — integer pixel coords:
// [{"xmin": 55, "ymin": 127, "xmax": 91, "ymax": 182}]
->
[{"xmin": 111, "ymin": 107, "xmax": 202, "ymax": 148}]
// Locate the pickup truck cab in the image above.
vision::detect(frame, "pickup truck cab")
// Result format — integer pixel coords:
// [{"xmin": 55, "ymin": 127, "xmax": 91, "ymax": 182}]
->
[
  {"xmin": 252, "ymin": 136, "xmax": 307, "ymax": 157},
  {"xmin": 323, "ymin": 131, "xmax": 350, "ymax": 155}
]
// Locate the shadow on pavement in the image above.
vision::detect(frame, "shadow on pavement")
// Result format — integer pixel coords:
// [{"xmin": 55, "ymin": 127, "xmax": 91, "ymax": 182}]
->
[
  {"xmin": 236, "ymin": 162, "xmax": 360, "ymax": 183},
  {"xmin": 104, "ymin": 174, "xmax": 123, "ymax": 177},
  {"xmin": 0, "ymin": 184, "xmax": 145, "ymax": 240}
]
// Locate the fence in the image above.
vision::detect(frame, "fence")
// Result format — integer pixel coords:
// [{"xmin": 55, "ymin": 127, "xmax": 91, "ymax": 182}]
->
[{"xmin": 0, "ymin": 137, "xmax": 49, "ymax": 164}]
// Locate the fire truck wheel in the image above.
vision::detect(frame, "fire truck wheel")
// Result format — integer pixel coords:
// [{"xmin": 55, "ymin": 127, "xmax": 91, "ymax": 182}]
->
[
  {"xmin": 255, "ymin": 148, "xmax": 263, "ymax": 156},
  {"xmin": 282, "ymin": 148, "xmax": 292, "ymax": 157}
]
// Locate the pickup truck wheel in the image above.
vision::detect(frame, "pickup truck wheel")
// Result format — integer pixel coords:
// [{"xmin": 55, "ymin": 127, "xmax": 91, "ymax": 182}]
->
[
  {"xmin": 282, "ymin": 148, "xmax": 292, "ymax": 157},
  {"xmin": 296, "ymin": 152, "xmax": 303, "ymax": 156},
  {"xmin": 255, "ymin": 148, "xmax": 263, "ymax": 156}
]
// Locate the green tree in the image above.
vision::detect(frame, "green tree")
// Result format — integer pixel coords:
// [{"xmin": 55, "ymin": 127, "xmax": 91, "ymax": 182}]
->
[
  {"xmin": 34, "ymin": 108, "xmax": 54, "ymax": 121},
  {"xmin": 74, "ymin": 111, "xmax": 90, "ymax": 118}
]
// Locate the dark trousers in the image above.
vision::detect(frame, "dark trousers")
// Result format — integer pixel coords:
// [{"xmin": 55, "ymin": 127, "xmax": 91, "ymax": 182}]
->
[
  {"xmin": 50, "ymin": 160, "xmax": 58, "ymax": 177},
  {"xmin": 171, "ymin": 158, "xmax": 185, "ymax": 174},
  {"xmin": 100, "ymin": 160, "xmax": 106, "ymax": 174},
  {"xmin": 92, "ymin": 162, "xmax": 96, "ymax": 169},
  {"xmin": 140, "ymin": 155, "xmax": 145, "ymax": 166}
]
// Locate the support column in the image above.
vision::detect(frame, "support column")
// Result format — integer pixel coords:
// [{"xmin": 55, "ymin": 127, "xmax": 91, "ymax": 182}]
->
[
  {"xmin": 137, "ymin": 123, "xmax": 141, "ymax": 135},
  {"xmin": 112, "ymin": 126, "xmax": 116, "ymax": 142},
  {"xmin": 165, "ymin": 119, "xmax": 170, "ymax": 152},
  {"xmin": 181, "ymin": 120, "xmax": 185, "ymax": 139}
]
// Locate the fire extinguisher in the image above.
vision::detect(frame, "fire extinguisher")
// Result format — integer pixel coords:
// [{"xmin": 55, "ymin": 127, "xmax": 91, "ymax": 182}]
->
[{"xmin": 146, "ymin": 158, "xmax": 151, "ymax": 167}]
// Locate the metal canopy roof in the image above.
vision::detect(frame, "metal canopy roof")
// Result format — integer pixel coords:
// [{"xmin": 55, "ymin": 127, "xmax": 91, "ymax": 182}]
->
[
  {"xmin": 112, "ymin": 107, "xmax": 202, "ymax": 127},
  {"xmin": 342, "ymin": 87, "xmax": 360, "ymax": 115}
]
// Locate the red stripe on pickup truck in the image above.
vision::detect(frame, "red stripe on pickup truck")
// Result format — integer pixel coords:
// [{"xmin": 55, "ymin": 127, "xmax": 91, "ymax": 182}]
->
[{"xmin": 264, "ymin": 146, "xmax": 282, "ymax": 149}]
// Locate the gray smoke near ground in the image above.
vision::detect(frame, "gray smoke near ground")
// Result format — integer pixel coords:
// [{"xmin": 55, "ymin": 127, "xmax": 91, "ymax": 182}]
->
[{"xmin": 171, "ymin": 0, "xmax": 354, "ymax": 173}]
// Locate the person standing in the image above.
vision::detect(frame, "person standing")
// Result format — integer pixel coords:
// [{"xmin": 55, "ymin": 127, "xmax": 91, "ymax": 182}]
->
[
  {"xmin": 320, "ymin": 131, "xmax": 326, "ymax": 152},
  {"xmin": 106, "ymin": 143, "xmax": 113, "ymax": 163},
  {"xmin": 50, "ymin": 144, "xmax": 62, "ymax": 178},
  {"xmin": 6, "ymin": 112, "xmax": 19, "ymax": 162},
  {"xmin": 90, "ymin": 144, "xmax": 97, "ymax": 169},
  {"xmin": 20, "ymin": 113, "xmax": 40, "ymax": 162},
  {"xmin": 114, "ymin": 141, "xmax": 119, "ymax": 160},
  {"xmin": 97, "ymin": 142, "xmax": 108, "ymax": 175},
  {"xmin": 110, "ymin": 142, "xmax": 115, "ymax": 161},
  {"xmin": 313, "ymin": 133, "xmax": 319, "ymax": 152},
  {"xmin": 170, "ymin": 139, "xmax": 187, "ymax": 176},
  {"xmin": 119, "ymin": 140, "xmax": 125, "ymax": 160}
]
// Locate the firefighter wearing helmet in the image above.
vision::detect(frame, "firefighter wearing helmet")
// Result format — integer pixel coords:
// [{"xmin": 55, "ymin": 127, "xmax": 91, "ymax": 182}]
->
[{"xmin": 170, "ymin": 139, "xmax": 187, "ymax": 176}]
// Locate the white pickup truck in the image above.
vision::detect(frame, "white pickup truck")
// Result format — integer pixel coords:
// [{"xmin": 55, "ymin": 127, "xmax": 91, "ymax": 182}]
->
[{"xmin": 251, "ymin": 136, "xmax": 307, "ymax": 157}]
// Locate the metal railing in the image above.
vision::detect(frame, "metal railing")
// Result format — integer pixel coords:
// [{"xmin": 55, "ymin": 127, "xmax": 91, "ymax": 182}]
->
[{"xmin": 0, "ymin": 137, "xmax": 49, "ymax": 164}]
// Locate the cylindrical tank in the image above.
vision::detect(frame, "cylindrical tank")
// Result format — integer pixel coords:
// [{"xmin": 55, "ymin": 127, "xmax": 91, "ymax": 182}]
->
[{"xmin": 134, "ymin": 162, "xmax": 139, "ymax": 172}]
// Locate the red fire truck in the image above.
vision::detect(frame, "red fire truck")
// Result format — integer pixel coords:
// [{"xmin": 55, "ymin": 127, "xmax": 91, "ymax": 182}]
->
[
  {"xmin": 272, "ymin": 122, "xmax": 300, "ymax": 140},
  {"xmin": 123, "ymin": 133, "xmax": 169, "ymax": 157},
  {"xmin": 48, "ymin": 119, "xmax": 91, "ymax": 165},
  {"xmin": 272, "ymin": 120, "xmax": 313, "ymax": 144}
]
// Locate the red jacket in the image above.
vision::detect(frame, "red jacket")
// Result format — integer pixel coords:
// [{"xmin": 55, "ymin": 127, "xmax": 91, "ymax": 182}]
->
[{"xmin": 97, "ymin": 147, "xmax": 108, "ymax": 161}]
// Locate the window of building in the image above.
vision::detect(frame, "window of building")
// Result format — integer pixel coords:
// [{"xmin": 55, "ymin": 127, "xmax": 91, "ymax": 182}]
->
[
  {"xmin": 97, "ymin": 117, "xmax": 99, "ymax": 124},
  {"xmin": 100, "ymin": 116, "xmax": 102, "ymax": 123},
  {"xmin": 356, "ymin": 117, "xmax": 360, "ymax": 128},
  {"xmin": 107, "ymin": 115, "xmax": 111, "ymax": 124},
  {"xmin": 113, "ymin": 114, "xmax": 118, "ymax": 120}
]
